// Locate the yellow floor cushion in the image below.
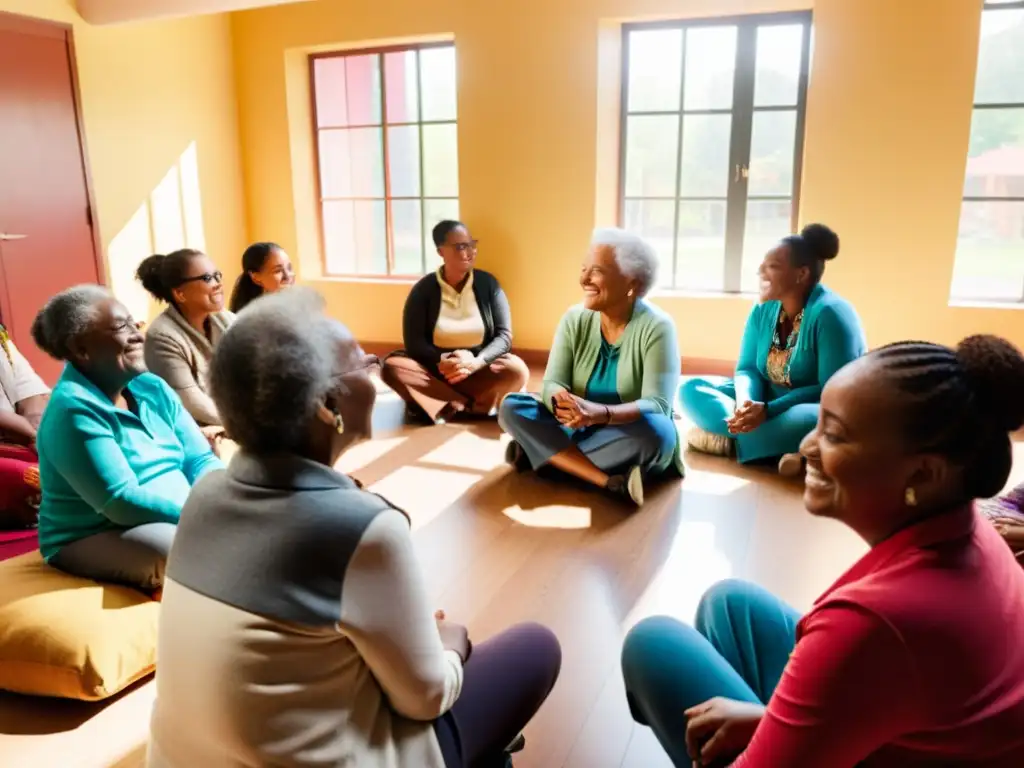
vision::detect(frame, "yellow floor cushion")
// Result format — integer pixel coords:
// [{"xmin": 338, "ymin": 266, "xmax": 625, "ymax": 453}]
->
[{"xmin": 0, "ymin": 551, "xmax": 159, "ymax": 701}]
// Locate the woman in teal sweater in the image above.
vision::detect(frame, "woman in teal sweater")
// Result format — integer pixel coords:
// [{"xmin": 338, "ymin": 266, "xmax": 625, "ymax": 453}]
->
[
  {"xmin": 31, "ymin": 285, "xmax": 221, "ymax": 591},
  {"xmin": 499, "ymin": 228, "xmax": 682, "ymax": 506},
  {"xmin": 680, "ymin": 224, "xmax": 865, "ymax": 472}
]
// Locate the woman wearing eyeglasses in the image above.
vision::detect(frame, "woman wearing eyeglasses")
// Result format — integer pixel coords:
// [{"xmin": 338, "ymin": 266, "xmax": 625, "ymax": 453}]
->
[
  {"xmin": 381, "ymin": 220, "xmax": 529, "ymax": 423},
  {"xmin": 137, "ymin": 250, "xmax": 233, "ymax": 439}
]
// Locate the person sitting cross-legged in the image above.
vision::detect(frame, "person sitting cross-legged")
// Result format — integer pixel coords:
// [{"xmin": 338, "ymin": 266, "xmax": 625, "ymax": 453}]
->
[
  {"xmin": 498, "ymin": 228, "xmax": 682, "ymax": 506},
  {"xmin": 623, "ymin": 335, "xmax": 1024, "ymax": 767}
]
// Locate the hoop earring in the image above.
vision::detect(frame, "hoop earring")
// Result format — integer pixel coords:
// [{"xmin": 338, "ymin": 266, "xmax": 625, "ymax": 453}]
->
[{"xmin": 904, "ymin": 487, "xmax": 917, "ymax": 507}]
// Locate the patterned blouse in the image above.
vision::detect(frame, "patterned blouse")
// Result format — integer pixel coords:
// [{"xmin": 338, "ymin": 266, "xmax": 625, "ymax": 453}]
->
[{"xmin": 765, "ymin": 309, "xmax": 804, "ymax": 387}]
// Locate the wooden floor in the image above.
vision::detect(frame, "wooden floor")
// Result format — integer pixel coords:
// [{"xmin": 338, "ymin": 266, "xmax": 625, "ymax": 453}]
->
[{"xmin": 6, "ymin": 375, "xmax": 1013, "ymax": 767}]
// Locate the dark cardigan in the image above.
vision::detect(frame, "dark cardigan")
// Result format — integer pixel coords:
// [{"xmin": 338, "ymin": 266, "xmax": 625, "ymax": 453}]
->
[{"xmin": 402, "ymin": 269, "xmax": 512, "ymax": 368}]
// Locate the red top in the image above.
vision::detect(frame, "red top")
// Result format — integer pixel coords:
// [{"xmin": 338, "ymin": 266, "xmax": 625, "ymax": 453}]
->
[{"xmin": 735, "ymin": 506, "xmax": 1024, "ymax": 767}]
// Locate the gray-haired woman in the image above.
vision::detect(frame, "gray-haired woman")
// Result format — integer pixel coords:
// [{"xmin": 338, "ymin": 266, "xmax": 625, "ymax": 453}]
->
[
  {"xmin": 498, "ymin": 228, "xmax": 683, "ymax": 506},
  {"xmin": 149, "ymin": 288, "xmax": 561, "ymax": 768},
  {"xmin": 31, "ymin": 285, "xmax": 221, "ymax": 591}
]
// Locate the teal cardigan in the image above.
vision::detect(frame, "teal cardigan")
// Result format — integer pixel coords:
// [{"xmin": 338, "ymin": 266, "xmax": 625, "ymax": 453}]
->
[
  {"xmin": 735, "ymin": 283, "xmax": 866, "ymax": 419},
  {"xmin": 541, "ymin": 299, "xmax": 683, "ymax": 473},
  {"xmin": 36, "ymin": 365, "xmax": 222, "ymax": 560}
]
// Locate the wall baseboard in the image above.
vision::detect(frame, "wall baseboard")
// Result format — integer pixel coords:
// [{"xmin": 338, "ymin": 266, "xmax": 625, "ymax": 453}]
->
[{"xmin": 362, "ymin": 342, "xmax": 734, "ymax": 378}]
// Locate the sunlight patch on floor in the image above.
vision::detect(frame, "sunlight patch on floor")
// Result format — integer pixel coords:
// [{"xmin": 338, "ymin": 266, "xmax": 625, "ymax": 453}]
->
[
  {"xmin": 623, "ymin": 521, "xmax": 733, "ymax": 629},
  {"xmin": 418, "ymin": 430, "xmax": 506, "ymax": 472},
  {"xmin": 335, "ymin": 436, "xmax": 408, "ymax": 474},
  {"xmin": 369, "ymin": 465, "xmax": 481, "ymax": 530},
  {"xmin": 503, "ymin": 504, "xmax": 592, "ymax": 530},
  {"xmin": 680, "ymin": 468, "xmax": 750, "ymax": 496}
]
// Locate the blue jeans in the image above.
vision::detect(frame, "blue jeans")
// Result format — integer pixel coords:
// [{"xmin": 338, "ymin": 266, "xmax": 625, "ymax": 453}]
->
[
  {"xmin": 497, "ymin": 393, "xmax": 677, "ymax": 476},
  {"xmin": 621, "ymin": 580, "xmax": 801, "ymax": 767}
]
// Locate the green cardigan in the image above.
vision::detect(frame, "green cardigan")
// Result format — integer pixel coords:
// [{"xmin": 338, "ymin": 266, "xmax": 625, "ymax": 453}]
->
[{"xmin": 541, "ymin": 300, "xmax": 683, "ymax": 474}]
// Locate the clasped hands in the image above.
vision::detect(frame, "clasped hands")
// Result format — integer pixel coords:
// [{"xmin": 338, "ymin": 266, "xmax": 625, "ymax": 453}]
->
[
  {"xmin": 684, "ymin": 697, "xmax": 765, "ymax": 767},
  {"xmin": 552, "ymin": 390, "xmax": 607, "ymax": 430},
  {"xmin": 991, "ymin": 516, "xmax": 1024, "ymax": 563},
  {"xmin": 438, "ymin": 350, "xmax": 485, "ymax": 385},
  {"xmin": 725, "ymin": 400, "xmax": 767, "ymax": 435}
]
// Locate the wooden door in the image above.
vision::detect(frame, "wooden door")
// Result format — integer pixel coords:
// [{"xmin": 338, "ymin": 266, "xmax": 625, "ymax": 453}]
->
[{"xmin": 0, "ymin": 13, "xmax": 101, "ymax": 383}]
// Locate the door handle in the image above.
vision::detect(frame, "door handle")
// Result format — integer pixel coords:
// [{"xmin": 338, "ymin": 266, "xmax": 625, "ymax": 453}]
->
[{"xmin": 0, "ymin": 234, "xmax": 27, "ymax": 241}]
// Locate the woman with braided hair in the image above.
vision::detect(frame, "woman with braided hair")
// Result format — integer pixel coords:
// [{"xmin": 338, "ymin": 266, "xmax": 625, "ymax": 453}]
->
[{"xmin": 622, "ymin": 334, "xmax": 1024, "ymax": 767}]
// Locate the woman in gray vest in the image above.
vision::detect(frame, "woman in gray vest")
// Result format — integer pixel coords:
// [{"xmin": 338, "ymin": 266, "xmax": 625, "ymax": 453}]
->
[{"xmin": 149, "ymin": 288, "xmax": 561, "ymax": 768}]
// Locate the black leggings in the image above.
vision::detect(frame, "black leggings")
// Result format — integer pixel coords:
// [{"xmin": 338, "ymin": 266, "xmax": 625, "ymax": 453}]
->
[{"xmin": 433, "ymin": 623, "xmax": 562, "ymax": 768}]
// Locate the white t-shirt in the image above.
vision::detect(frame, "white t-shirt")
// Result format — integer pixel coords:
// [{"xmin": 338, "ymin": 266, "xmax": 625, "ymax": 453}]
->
[{"xmin": 0, "ymin": 334, "xmax": 49, "ymax": 413}]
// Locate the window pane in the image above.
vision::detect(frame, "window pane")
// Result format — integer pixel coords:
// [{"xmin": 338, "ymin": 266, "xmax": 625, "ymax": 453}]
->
[
  {"xmin": 313, "ymin": 57, "xmax": 349, "ymax": 128},
  {"xmin": 623, "ymin": 199, "xmax": 675, "ymax": 287},
  {"xmin": 963, "ymin": 108, "xmax": 1024, "ymax": 197},
  {"xmin": 385, "ymin": 51, "xmax": 419, "ymax": 123},
  {"xmin": 387, "ymin": 125, "xmax": 421, "ymax": 197},
  {"xmin": 391, "ymin": 199, "xmax": 423, "ymax": 275},
  {"xmin": 323, "ymin": 200, "xmax": 387, "ymax": 274},
  {"xmin": 344, "ymin": 54, "xmax": 382, "ymax": 126},
  {"xmin": 318, "ymin": 128, "xmax": 384, "ymax": 198},
  {"xmin": 420, "ymin": 46, "xmax": 457, "ymax": 122},
  {"xmin": 974, "ymin": 9, "xmax": 1024, "ymax": 105},
  {"xmin": 676, "ymin": 201, "xmax": 727, "ymax": 291},
  {"xmin": 424, "ymin": 199, "xmax": 460, "ymax": 261},
  {"xmin": 679, "ymin": 114, "xmax": 732, "ymax": 197},
  {"xmin": 748, "ymin": 110, "xmax": 797, "ymax": 196},
  {"xmin": 422, "ymin": 123, "xmax": 459, "ymax": 197},
  {"xmin": 683, "ymin": 26, "xmax": 737, "ymax": 111},
  {"xmin": 753, "ymin": 24, "xmax": 803, "ymax": 107},
  {"xmin": 627, "ymin": 29, "xmax": 683, "ymax": 112},
  {"xmin": 951, "ymin": 201, "xmax": 1024, "ymax": 301},
  {"xmin": 624, "ymin": 115, "xmax": 679, "ymax": 197},
  {"xmin": 740, "ymin": 199, "xmax": 792, "ymax": 293}
]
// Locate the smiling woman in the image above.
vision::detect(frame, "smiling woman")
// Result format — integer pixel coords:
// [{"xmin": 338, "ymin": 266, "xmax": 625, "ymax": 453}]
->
[
  {"xmin": 28, "ymin": 285, "xmax": 221, "ymax": 591},
  {"xmin": 623, "ymin": 334, "xmax": 1024, "ymax": 767},
  {"xmin": 136, "ymin": 249, "xmax": 235, "ymax": 433}
]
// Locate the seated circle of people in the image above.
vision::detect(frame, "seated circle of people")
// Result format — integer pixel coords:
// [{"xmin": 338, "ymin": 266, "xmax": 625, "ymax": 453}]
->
[
  {"xmin": 623, "ymin": 335, "xmax": 1024, "ymax": 767},
  {"xmin": 148, "ymin": 288, "xmax": 562, "ymax": 768},
  {"xmin": 498, "ymin": 227, "xmax": 681, "ymax": 507},
  {"xmin": 229, "ymin": 241, "xmax": 295, "ymax": 313},
  {"xmin": 679, "ymin": 223, "xmax": 866, "ymax": 476},
  {"xmin": 30, "ymin": 285, "xmax": 222, "ymax": 592},
  {"xmin": 136, "ymin": 248, "xmax": 235, "ymax": 445},
  {"xmin": 380, "ymin": 220, "xmax": 529, "ymax": 424}
]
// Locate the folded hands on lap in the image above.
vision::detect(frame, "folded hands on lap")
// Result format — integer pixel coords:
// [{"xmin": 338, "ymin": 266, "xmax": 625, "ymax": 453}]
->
[{"xmin": 726, "ymin": 401, "xmax": 767, "ymax": 435}]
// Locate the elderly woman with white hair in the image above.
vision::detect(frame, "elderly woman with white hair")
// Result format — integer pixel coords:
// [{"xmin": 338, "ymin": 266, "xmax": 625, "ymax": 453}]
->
[
  {"xmin": 498, "ymin": 228, "xmax": 682, "ymax": 505},
  {"xmin": 150, "ymin": 288, "xmax": 561, "ymax": 768}
]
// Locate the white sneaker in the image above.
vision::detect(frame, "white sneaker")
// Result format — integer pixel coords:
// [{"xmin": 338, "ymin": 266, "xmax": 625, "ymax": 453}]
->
[{"xmin": 686, "ymin": 427, "xmax": 734, "ymax": 457}]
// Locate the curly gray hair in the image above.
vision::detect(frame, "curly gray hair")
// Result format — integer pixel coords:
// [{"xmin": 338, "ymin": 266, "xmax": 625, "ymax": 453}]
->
[
  {"xmin": 31, "ymin": 284, "xmax": 112, "ymax": 361},
  {"xmin": 209, "ymin": 287, "xmax": 355, "ymax": 454},
  {"xmin": 592, "ymin": 227, "xmax": 660, "ymax": 298}
]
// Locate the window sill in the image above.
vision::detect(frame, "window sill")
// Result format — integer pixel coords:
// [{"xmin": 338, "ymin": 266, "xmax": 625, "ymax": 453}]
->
[
  {"xmin": 309, "ymin": 275, "xmax": 420, "ymax": 286},
  {"xmin": 948, "ymin": 299, "xmax": 1024, "ymax": 310}
]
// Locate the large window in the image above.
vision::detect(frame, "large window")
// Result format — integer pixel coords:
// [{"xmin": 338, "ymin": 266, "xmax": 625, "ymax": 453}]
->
[
  {"xmin": 311, "ymin": 44, "xmax": 459, "ymax": 277},
  {"xmin": 620, "ymin": 13, "xmax": 811, "ymax": 293},
  {"xmin": 952, "ymin": 0, "xmax": 1024, "ymax": 302}
]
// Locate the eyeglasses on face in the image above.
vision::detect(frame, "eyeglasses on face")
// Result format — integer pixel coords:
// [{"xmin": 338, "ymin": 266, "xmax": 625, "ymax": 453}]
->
[
  {"xmin": 179, "ymin": 271, "xmax": 223, "ymax": 286},
  {"xmin": 448, "ymin": 240, "xmax": 479, "ymax": 253}
]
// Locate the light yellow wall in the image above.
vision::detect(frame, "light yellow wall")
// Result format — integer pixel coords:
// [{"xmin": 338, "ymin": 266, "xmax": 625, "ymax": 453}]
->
[
  {"xmin": 233, "ymin": 0, "xmax": 1013, "ymax": 358},
  {"xmin": 0, "ymin": 0, "xmax": 247, "ymax": 320}
]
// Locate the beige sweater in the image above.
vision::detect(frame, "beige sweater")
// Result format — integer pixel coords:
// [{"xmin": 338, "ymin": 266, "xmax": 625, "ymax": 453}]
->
[
  {"xmin": 147, "ymin": 454, "xmax": 462, "ymax": 768},
  {"xmin": 143, "ymin": 307, "xmax": 234, "ymax": 426}
]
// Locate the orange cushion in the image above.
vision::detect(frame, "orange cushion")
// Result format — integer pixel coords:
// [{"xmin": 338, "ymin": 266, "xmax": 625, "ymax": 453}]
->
[{"xmin": 0, "ymin": 551, "xmax": 159, "ymax": 701}]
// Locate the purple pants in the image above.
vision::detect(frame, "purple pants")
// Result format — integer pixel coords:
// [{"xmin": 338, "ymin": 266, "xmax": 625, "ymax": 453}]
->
[{"xmin": 434, "ymin": 623, "xmax": 562, "ymax": 768}]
